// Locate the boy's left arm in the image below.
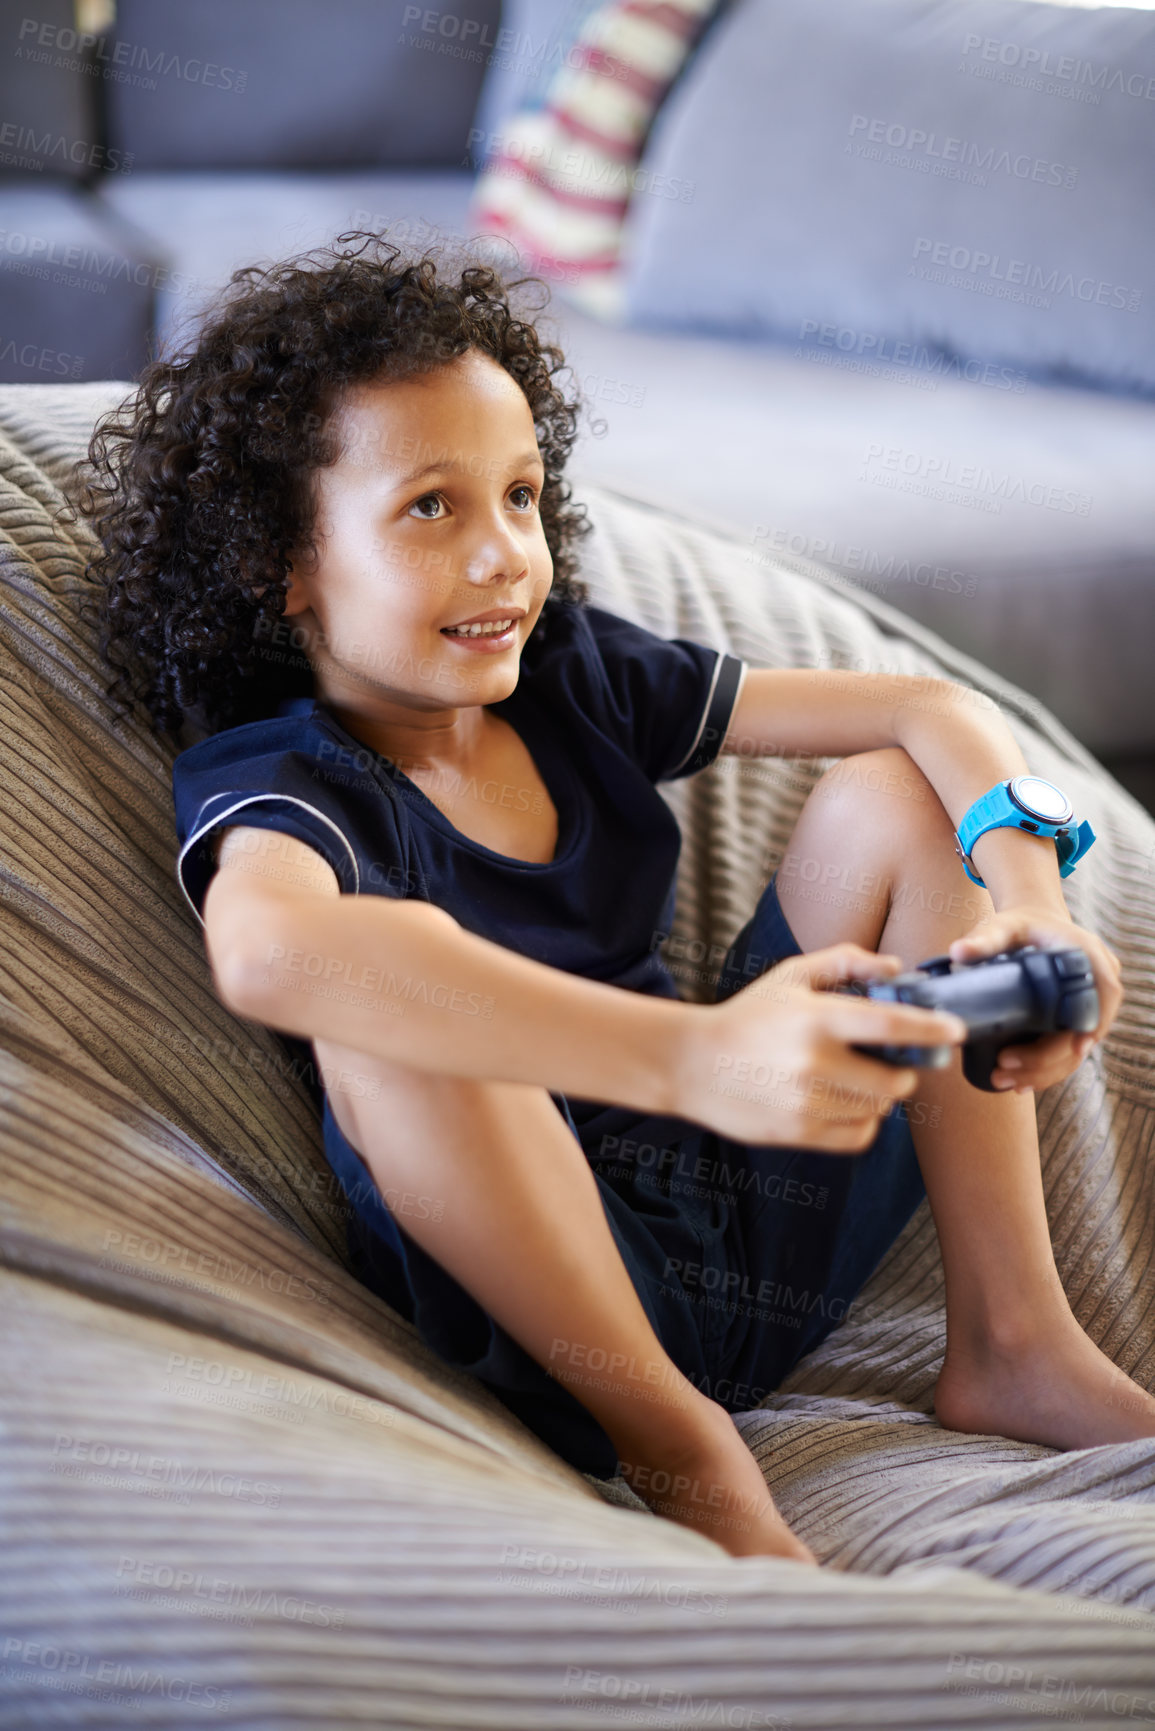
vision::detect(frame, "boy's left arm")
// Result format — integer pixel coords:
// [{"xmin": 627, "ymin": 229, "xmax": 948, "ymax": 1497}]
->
[{"xmin": 722, "ymin": 668, "xmax": 1123, "ymax": 1092}]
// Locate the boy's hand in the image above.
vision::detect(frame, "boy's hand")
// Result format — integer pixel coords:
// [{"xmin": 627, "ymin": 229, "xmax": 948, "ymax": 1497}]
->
[
  {"xmin": 674, "ymin": 944, "xmax": 968, "ymax": 1151},
  {"xmin": 946, "ymin": 905, "xmax": 1123, "ymax": 1095}
]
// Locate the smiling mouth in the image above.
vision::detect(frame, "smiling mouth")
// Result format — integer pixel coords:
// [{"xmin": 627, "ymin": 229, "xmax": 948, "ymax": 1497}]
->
[{"xmin": 441, "ymin": 617, "xmax": 518, "ymax": 638}]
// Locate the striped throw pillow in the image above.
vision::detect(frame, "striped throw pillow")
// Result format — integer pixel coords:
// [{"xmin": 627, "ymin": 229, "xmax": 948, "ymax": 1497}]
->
[{"xmin": 468, "ymin": 0, "xmax": 720, "ymax": 319}]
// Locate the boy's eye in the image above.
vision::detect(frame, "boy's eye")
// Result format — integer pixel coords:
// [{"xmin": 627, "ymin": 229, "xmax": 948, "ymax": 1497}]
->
[{"xmin": 408, "ymin": 486, "xmax": 538, "ymax": 518}]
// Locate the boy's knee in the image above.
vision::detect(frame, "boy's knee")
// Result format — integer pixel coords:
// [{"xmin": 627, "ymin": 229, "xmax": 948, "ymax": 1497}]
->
[
  {"xmin": 313, "ymin": 1035, "xmax": 537, "ymax": 1129},
  {"xmin": 819, "ymin": 747, "xmax": 947, "ymax": 834},
  {"xmin": 312, "ymin": 1035, "xmax": 432, "ymax": 1106}
]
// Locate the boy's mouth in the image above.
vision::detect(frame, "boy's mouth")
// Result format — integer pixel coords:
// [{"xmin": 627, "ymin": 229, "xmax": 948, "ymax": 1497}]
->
[
  {"xmin": 438, "ymin": 619, "xmax": 519, "ymax": 650},
  {"xmin": 440, "ymin": 607, "xmax": 525, "ymax": 648}
]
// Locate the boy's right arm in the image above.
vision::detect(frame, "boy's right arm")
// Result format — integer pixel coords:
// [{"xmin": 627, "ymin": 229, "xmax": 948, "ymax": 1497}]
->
[
  {"xmin": 204, "ymin": 827, "xmax": 967, "ymax": 1151},
  {"xmin": 204, "ymin": 824, "xmax": 689, "ymax": 1123}
]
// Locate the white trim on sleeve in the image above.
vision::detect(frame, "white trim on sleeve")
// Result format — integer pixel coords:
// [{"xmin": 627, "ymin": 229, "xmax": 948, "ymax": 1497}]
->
[
  {"xmin": 665, "ymin": 652, "xmax": 748, "ymax": 779},
  {"xmin": 731, "ymin": 660, "xmax": 750, "ymax": 714},
  {"xmin": 177, "ymin": 793, "xmax": 361, "ymax": 933}
]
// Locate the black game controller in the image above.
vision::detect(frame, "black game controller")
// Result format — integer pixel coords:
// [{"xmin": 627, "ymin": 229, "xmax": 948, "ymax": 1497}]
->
[{"xmin": 839, "ymin": 944, "xmax": 1099, "ymax": 1091}]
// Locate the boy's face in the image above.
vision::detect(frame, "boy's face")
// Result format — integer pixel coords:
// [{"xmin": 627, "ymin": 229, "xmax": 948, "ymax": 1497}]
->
[{"xmin": 281, "ymin": 347, "xmax": 554, "ymax": 719}]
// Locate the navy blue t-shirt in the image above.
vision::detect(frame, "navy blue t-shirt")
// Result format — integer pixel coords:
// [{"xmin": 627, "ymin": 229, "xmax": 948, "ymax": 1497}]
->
[
  {"xmin": 173, "ymin": 601, "xmax": 747, "ymax": 1006},
  {"xmin": 172, "ymin": 600, "xmax": 747, "ymax": 1300}
]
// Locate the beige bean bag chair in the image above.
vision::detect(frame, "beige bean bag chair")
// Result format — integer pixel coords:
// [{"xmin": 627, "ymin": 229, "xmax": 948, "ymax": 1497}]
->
[{"xmin": 1, "ymin": 381, "xmax": 1153, "ymax": 1727}]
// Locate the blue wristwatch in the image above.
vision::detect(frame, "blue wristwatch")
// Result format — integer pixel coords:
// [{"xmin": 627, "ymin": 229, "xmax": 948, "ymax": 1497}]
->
[{"xmin": 955, "ymin": 776, "xmax": 1096, "ymax": 888}]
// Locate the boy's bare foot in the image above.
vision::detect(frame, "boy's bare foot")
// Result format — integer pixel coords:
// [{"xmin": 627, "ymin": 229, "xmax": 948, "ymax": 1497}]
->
[
  {"xmin": 935, "ymin": 1309, "xmax": 1155, "ymax": 1450},
  {"xmin": 615, "ymin": 1403, "xmax": 818, "ymax": 1563}
]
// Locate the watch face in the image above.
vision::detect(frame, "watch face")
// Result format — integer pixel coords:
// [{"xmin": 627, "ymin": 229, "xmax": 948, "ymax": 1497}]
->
[{"xmin": 1010, "ymin": 776, "xmax": 1073, "ymax": 823}]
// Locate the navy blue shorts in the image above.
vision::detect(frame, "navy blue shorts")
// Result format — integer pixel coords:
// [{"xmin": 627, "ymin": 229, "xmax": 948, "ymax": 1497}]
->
[{"xmin": 320, "ymin": 871, "xmax": 926, "ymax": 1478}]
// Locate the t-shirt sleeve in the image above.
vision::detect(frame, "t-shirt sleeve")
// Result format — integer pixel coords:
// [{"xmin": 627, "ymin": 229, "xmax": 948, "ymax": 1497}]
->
[
  {"xmin": 171, "ymin": 717, "xmax": 386, "ymax": 932},
  {"xmin": 579, "ymin": 605, "xmax": 749, "ymax": 782}
]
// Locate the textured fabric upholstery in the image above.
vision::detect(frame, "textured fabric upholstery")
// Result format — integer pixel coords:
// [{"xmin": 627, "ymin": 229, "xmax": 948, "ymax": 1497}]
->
[{"xmin": 1, "ymin": 381, "xmax": 1153, "ymax": 1725}]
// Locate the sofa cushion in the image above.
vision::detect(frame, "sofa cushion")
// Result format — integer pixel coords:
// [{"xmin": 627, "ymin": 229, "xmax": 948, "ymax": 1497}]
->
[
  {"xmin": 551, "ymin": 294, "xmax": 1155, "ymax": 756},
  {"xmin": 95, "ymin": 170, "xmax": 479, "ymax": 350},
  {"xmin": 0, "ymin": 185, "xmax": 156, "ymax": 382},
  {"xmin": 103, "ymin": 0, "xmax": 501, "ymax": 169},
  {"xmin": 621, "ymin": 0, "xmax": 1155, "ymax": 394}
]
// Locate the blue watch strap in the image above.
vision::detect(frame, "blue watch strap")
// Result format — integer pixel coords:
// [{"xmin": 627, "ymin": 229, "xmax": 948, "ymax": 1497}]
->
[
  {"xmin": 955, "ymin": 780, "xmax": 1096, "ymax": 888},
  {"xmin": 1056, "ymin": 817, "xmax": 1097, "ymax": 877},
  {"xmin": 955, "ymin": 781, "xmax": 1020, "ymax": 887}
]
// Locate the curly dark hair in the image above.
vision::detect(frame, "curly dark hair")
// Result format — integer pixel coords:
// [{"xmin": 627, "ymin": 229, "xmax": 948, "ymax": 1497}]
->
[{"xmin": 76, "ymin": 231, "xmax": 594, "ymax": 745}]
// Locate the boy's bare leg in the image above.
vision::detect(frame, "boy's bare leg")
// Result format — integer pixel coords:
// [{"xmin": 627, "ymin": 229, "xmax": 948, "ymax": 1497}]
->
[
  {"xmin": 774, "ymin": 747, "xmax": 1155, "ymax": 1448},
  {"xmin": 313, "ymin": 1035, "xmax": 817, "ymax": 1561}
]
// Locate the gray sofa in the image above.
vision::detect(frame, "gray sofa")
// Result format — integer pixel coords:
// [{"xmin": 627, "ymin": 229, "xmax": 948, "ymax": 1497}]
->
[{"xmin": 3, "ymin": 379, "xmax": 1155, "ymax": 1728}]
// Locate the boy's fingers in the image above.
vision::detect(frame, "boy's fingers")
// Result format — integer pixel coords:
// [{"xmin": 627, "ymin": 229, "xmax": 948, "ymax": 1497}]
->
[
  {"xmin": 826, "ymin": 997, "xmax": 968, "ymax": 1049},
  {"xmin": 949, "ymin": 920, "xmax": 1021, "ymax": 960},
  {"xmin": 998, "ymin": 1032, "xmax": 1071, "ymax": 1069},
  {"xmin": 815, "ymin": 1050, "xmax": 922, "ymax": 1110},
  {"xmin": 993, "ymin": 1030, "xmax": 1088, "ymax": 1090},
  {"xmin": 781, "ymin": 943, "xmax": 903, "ymax": 991}
]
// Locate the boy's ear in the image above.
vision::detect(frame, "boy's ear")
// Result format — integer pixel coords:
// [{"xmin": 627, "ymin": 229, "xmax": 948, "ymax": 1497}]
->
[
  {"xmin": 280, "ymin": 561, "xmax": 310, "ymax": 616},
  {"xmin": 249, "ymin": 566, "xmax": 305, "ymax": 613}
]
